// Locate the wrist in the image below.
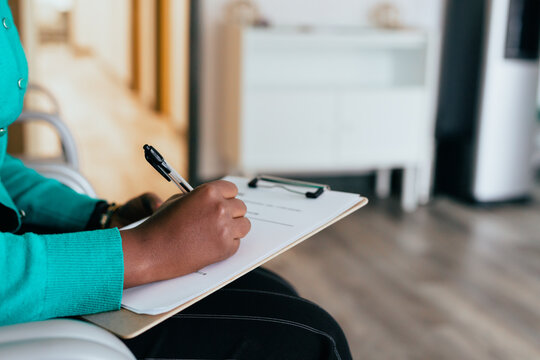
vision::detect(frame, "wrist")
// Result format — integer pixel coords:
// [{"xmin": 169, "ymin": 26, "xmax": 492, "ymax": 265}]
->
[
  {"xmin": 85, "ymin": 201, "xmax": 108, "ymax": 230},
  {"xmin": 100, "ymin": 203, "xmax": 121, "ymax": 228},
  {"xmin": 121, "ymin": 227, "xmax": 155, "ymax": 288},
  {"xmin": 85, "ymin": 201, "xmax": 121, "ymax": 230}
]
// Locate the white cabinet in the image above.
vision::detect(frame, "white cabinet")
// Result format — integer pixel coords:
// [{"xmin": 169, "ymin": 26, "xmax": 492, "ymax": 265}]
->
[{"xmin": 222, "ymin": 26, "xmax": 439, "ymax": 211}]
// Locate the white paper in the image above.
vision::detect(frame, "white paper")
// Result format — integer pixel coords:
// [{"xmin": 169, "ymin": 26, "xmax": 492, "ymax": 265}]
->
[{"xmin": 121, "ymin": 176, "xmax": 364, "ymax": 315}]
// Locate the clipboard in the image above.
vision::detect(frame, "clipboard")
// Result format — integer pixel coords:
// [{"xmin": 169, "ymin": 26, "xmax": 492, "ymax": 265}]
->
[{"xmin": 83, "ymin": 176, "xmax": 368, "ymax": 339}]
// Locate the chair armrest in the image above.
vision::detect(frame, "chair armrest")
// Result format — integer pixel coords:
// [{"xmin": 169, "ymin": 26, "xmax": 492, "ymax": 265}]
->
[
  {"xmin": 25, "ymin": 162, "xmax": 97, "ymax": 197},
  {"xmin": 26, "ymin": 83, "xmax": 61, "ymax": 115},
  {"xmin": 0, "ymin": 319, "xmax": 134, "ymax": 360},
  {"xmin": 16, "ymin": 111, "xmax": 79, "ymax": 170},
  {"xmin": 0, "ymin": 338, "xmax": 134, "ymax": 360}
]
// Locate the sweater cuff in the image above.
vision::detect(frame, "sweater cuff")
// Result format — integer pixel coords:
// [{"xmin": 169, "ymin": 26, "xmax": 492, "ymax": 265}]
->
[{"xmin": 41, "ymin": 228, "xmax": 124, "ymax": 319}]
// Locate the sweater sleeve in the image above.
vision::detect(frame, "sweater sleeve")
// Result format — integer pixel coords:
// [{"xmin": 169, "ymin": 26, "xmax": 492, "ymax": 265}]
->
[
  {"xmin": 0, "ymin": 155, "xmax": 100, "ymax": 231},
  {"xmin": 0, "ymin": 228, "xmax": 124, "ymax": 326}
]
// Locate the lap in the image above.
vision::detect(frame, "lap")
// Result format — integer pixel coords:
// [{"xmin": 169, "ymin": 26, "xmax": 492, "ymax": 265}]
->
[{"xmin": 122, "ymin": 268, "xmax": 352, "ymax": 360}]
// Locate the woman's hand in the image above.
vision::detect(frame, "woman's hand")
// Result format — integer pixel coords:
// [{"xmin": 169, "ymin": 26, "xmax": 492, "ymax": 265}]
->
[
  {"xmin": 108, "ymin": 192, "xmax": 162, "ymax": 228},
  {"xmin": 121, "ymin": 180, "xmax": 251, "ymax": 288}
]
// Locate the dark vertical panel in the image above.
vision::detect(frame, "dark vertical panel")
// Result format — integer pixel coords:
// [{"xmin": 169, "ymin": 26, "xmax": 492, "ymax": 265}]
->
[
  {"xmin": 7, "ymin": 0, "xmax": 21, "ymax": 35},
  {"xmin": 188, "ymin": 0, "xmax": 200, "ymax": 185},
  {"xmin": 156, "ymin": 0, "xmax": 171, "ymax": 113},
  {"xmin": 155, "ymin": 0, "xmax": 162, "ymax": 112},
  {"xmin": 505, "ymin": 0, "xmax": 540, "ymax": 59},
  {"xmin": 434, "ymin": 0, "xmax": 487, "ymax": 198},
  {"xmin": 131, "ymin": 0, "xmax": 140, "ymax": 91},
  {"xmin": 7, "ymin": 0, "xmax": 25, "ymax": 155}
]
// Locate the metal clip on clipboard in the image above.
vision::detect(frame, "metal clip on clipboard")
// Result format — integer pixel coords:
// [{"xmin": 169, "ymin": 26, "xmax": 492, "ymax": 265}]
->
[{"xmin": 248, "ymin": 175, "xmax": 330, "ymax": 199}]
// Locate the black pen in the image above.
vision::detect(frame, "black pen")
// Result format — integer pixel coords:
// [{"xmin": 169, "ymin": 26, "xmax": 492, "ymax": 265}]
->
[{"xmin": 143, "ymin": 144, "xmax": 193, "ymax": 194}]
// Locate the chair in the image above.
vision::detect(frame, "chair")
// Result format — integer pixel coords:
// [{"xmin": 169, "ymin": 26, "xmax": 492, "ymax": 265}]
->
[
  {"xmin": 14, "ymin": 84, "xmax": 96, "ymax": 197},
  {"xmin": 15, "ymin": 111, "xmax": 96, "ymax": 197},
  {"xmin": 0, "ymin": 85, "xmax": 135, "ymax": 359},
  {"xmin": 0, "ymin": 319, "xmax": 135, "ymax": 360}
]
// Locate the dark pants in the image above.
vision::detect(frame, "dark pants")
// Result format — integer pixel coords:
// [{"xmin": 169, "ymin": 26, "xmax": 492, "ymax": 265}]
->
[{"xmin": 122, "ymin": 268, "xmax": 352, "ymax": 360}]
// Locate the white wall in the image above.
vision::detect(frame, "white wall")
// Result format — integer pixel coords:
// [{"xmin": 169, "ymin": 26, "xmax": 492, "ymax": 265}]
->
[
  {"xmin": 198, "ymin": 0, "xmax": 445, "ymax": 180},
  {"xmin": 71, "ymin": 0, "xmax": 132, "ymax": 84},
  {"xmin": 256, "ymin": 0, "xmax": 442, "ymax": 29}
]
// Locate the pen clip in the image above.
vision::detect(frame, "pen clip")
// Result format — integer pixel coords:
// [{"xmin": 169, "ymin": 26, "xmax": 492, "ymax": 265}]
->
[{"xmin": 144, "ymin": 144, "xmax": 172, "ymax": 182}]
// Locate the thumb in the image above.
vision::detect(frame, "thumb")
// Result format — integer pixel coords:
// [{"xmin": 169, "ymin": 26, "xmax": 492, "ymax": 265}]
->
[{"xmin": 139, "ymin": 192, "xmax": 163, "ymax": 215}]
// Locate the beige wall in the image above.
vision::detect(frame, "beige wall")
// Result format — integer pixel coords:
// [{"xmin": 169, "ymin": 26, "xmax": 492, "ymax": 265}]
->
[
  {"xmin": 136, "ymin": 0, "xmax": 156, "ymax": 109},
  {"xmin": 70, "ymin": 0, "xmax": 132, "ymax": 85},
  {"xmin": 70, "ymin": 0, "xmax": 189, "ymax": 122},
  {"xmin": 14, "ymin": 0, "xmax": 189, "ymax": 162},
  {"xmin": 18, "ymin": 0, "xmax": 57, "ymax": 157},
  {"xmin": 169, "ymin": 0, "xmax": 190, "ymax": 131}
]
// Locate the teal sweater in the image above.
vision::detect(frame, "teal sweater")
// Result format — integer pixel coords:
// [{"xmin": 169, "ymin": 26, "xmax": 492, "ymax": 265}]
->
[{"xmin": 0, "ymin": 0, "xmax": 123, "ymax": 325}]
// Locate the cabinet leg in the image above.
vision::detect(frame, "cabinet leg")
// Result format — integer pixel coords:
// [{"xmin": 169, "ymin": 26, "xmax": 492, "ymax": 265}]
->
[
  {"xmin": 417, "ymin": 163, "xmax": 433, "ymax": 205},
  {"xmin": 375, "ymin": 169, "xmax": 391, "ymax": 199},
  {"xmin": 417, "ymin": 141, "xmax": 435, "ymax": 205},
  {"xmin": 401, "ymin": 167, "xmax": 418, "ymax": 212}
]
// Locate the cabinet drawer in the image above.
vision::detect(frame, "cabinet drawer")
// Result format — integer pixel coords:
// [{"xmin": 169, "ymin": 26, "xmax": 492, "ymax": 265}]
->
[
  {"xmin": 337, "ymin": 88, "xmax": 429, "ymax": 167},
  {"xmin": 241, "ymin": 90, "xmax": 337, "ymax": 171}
]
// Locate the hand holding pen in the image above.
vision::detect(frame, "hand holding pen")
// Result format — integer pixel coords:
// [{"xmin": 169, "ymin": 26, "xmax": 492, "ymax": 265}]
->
[{"xmin": 118, "ymin": 145, "xmax": 251, "ymax": 289}]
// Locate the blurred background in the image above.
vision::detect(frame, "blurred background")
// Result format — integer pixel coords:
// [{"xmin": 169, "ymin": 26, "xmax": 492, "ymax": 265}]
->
[
  {"xmin": 7, "ymin": 0, "xmax": 540, "ymax": 359},
  {"xmin": 8, "ymin": 0, "xmax": 190, "ymax": 202}
]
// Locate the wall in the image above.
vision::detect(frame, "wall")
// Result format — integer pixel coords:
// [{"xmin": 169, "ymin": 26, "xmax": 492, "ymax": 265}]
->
[
  {"xmin": 170, "ymin": 0, "xmax": 190, "ymax": 130},
  {"xmin": 136, "ymin": 0, "xmax": 157, "ymax": 108},
  {"xmin": 19, "ymin": 0, "xmax": 58, "ymax": 157},
  {"xmin": 256, "ymin": 0, "xmax": 442, "ymax": 29},
  {"xmin": 58, "ymin": 0, "xmax": 189, "ymax": 124},
  {"xmin": 198, "ymin": 0, "xmax": 446, "ymax": 180},
  {"xmin": 70, "ymin": 0, "xmax": 132, "ymax": 85}
]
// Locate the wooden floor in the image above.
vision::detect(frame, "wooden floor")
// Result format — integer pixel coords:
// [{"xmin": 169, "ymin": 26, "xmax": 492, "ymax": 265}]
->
[{"xmin": 266, "ymin": 189, "xmax": 540, "ymax": 360}]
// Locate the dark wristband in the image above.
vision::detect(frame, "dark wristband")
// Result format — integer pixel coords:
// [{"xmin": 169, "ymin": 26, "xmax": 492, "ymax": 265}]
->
[{"xmin": 85, "ymin": 201, "xmax": 109, "ymax": 230}]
